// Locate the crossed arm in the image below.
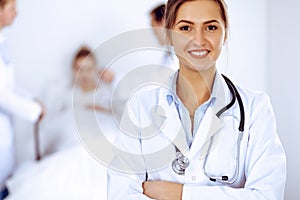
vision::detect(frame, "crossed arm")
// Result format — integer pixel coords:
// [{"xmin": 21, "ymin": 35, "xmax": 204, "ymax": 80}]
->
[{"xmin": 142, "ymin": 181, "xmax": 183, "ymax": 200}]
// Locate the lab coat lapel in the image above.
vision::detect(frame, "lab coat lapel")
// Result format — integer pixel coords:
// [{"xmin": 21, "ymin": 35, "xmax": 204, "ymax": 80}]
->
[
  {"xmin": 188, "ymin": 107, "xmax": 224, "ymax": 159},
  {"xmin": 189, "ymin": 73, "xmax": 229, "ymax": 159},
  {"xmin": 155, "ymin": 89, "xmax": 189, "ymax": 154}
]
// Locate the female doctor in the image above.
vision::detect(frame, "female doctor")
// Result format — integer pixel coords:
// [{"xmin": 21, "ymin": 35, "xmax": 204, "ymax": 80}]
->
[{"xmin": 107, "ymin": 0, "xmax": 286, "ymax": 199}]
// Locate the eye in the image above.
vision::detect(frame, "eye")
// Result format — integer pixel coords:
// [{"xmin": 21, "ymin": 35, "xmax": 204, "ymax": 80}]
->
[
  {"xmin": 206, "ymin": 25, "xmax": 218, "ymax": 31},
  {"xmin": 179, "ymin": 25, "xmax": 190, "ymax": 31}
]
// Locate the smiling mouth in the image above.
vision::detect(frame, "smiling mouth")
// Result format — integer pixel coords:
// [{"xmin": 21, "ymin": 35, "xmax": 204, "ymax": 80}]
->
[{"xmin": 188, "ymin": 50, "xmax": 210, "ymax": 59}]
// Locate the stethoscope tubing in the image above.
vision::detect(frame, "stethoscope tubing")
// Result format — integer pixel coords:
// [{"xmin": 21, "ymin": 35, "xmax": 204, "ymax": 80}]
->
[
  {"xmin": 202, "ymin": 75, "xmax": 245, "ymax": 184},
  {"xmin": 221, "ymin": 74, "xmax": 245, "ymax": 132}
]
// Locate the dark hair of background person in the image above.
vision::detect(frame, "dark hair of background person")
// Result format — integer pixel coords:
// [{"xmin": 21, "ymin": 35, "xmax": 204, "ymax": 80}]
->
[
  {"xmin": 72, "ymin": 46, "xmax": 96, "ymax": 69},
  {"xmin": 150, "ymin": 3, "xmax": 165, "ymax": 23}
]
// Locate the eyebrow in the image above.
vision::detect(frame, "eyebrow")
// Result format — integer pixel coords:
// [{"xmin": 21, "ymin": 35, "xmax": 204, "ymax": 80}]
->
[{"xmin": 176, "ymin": 19, "xmax": 220, "ymax": 25}]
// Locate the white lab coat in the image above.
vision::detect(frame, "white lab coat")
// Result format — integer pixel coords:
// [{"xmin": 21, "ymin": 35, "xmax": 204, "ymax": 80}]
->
[
  {"xmin": 0, "ymin": 33, "xmax": 41, "ymax": 189},
  {"xmin": 107, "ymin": 72, "xmax": 286, "ymax": 200}
]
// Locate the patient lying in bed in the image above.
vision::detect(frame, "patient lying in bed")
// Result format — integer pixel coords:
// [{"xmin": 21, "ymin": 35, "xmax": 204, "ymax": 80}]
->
[
  {"xmin": 5, "ymin": 46, "xmax": 118, "ymax": 200},
  {"xmin": 39, "ymin": 46, "xmax": 117, "ymax": 156}
]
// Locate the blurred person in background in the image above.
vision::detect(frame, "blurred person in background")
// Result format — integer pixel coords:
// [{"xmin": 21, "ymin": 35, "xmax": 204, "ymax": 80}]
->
[
  {"xmin": 39, "ymin": 45, "xmax": 116, "ymax": 156},
  {"xmin": 110, "ymin": 3, "xmax": 180, "ymax": 122},
  {"xmin": 149, "ymin": 3, "xmax": 179, "ymax": 70},
  {"xmin": 4, "ymin": 46, "xmax": 117, "ymax": 199},
  {"xmin": 0, "ymin": 0, "xmax": 45, "ymax": 199}
]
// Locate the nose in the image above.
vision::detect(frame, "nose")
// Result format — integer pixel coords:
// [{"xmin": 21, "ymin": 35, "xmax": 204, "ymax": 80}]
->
[{"xmin": 192, "ymin": 29, "xmax": 206, "ymax": 47}]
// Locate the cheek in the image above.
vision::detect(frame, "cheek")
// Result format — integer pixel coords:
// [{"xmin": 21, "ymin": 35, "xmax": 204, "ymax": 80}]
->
[
  {"xmin": 73, "ymin": 70, "xmax": 82, "ymax": 80},
  {"xmin": 3, "ymin": 10, "xmax": 12, "ymax": 20},
  {"xmin": 172, "ymin": 32, "xmax": 191, "ymax": 53},
  {"xmin": 217, "ymin": 31, "xmax": 226, "ymax": 45},
  {"xmin": 211, "ymin": 34, "xmax": 225, "ymax": 52},
  {"xmin": 73, "ymin": 70, "xmax": 78, "ymax": 77},
  {"xmin": 214, "ymin": 40, "xmax": 223, "ymax": 51}
]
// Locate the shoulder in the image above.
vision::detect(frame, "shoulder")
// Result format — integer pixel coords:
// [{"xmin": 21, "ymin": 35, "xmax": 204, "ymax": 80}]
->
[
  {"xmin": 219, "ymin": 74, "xmax": 271, "ymax": 113},
  {"xmin": 127, "ymin": 84, "xmax": 165, "ymax": 108},
  {"xmin": 235, "ymin": 85, "xmax": 275, "ymax": 125},
  {"xmin": 236, "ymin": 86, "xmax": 270, "ymax": 107}
]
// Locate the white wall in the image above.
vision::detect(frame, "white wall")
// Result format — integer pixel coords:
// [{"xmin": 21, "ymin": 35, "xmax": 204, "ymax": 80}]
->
[
  {"xmin": 268, "ymin": 0, "xmax": 300, "ymax": 199},
  {"xmin": 222, "ymin": 0, "xmax": 268, "ymax": 91}
]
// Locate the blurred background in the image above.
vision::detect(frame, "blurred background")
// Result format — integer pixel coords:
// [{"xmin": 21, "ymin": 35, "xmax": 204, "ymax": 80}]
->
[{"xmin": 3, "ymin": 0, "xmax": 299, "ymax": 199}]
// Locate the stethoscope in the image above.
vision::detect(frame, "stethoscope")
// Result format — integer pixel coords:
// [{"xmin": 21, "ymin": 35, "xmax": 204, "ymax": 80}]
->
[{"xmin": 171, "ymin": 74, "xmax": 245, "ymax": 184}]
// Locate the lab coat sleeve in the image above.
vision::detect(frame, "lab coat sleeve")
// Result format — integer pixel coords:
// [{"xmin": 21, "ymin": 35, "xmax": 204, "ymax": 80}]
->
[
  {"xmin": 106, "ymin": 96, "xmax": 153, "ymax": 200},
  {"xmin": 107, "ymin": 157, "xmax": 153, "ymax": 200},
  {"xmin": 0, "ymin": 83, "xmax": 41, "ymax": 122},
  {"xmin": 182, "ymin": 93, "xmax": 286, "ymax": 200},
  {"xmin": 0, "ymin": 60, "xmax": 41, "ymax": 122}
]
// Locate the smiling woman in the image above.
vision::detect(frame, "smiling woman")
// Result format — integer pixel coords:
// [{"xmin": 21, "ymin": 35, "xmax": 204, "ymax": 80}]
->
[
  {"xmin": 107, "ymin": 0, "xmax": 286, "ymax": 199},
  {"xmin": 168, "ymin": 0, "xmax": 227, "ymax": 74}
]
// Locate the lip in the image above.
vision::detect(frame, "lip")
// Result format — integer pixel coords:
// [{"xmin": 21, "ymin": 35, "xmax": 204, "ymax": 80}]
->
[{"xmin": 188, "ymin": 49, "xmax": 210, "ymax": 59}]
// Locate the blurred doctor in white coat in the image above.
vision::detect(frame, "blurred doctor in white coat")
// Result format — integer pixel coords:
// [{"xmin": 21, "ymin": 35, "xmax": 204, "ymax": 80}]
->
[
  {"xmin": 149, "ymin": 3, "xmax": 179, "ymax": 71},
  {"xmin": 107, "ymin": 0, "xmax": 286, "ymax": 199},
  {"xmin": 0, "ymin": 0, "xmax": 44, "ymax": 199}
]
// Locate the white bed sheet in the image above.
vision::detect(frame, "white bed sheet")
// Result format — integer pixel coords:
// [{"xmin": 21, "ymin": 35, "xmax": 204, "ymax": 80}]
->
[
  {"xmin": 6, "ymin": 144, "xmax": 108, "ymax": 200},
  {"xmin": 6, "ymin": 83, "xmax": 120, "ymax": 199}
]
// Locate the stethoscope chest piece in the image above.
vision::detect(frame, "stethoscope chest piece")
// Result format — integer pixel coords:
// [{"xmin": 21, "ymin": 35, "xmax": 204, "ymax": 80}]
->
[{"xmin": 172, "ymin": 151, "xmax": 190, "ymax": 175}]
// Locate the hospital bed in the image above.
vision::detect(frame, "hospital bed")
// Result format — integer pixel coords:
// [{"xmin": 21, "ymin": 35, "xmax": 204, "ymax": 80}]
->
[{"xmin": 5, "ymin": 110, "xmax": 118, "ymax": 200}]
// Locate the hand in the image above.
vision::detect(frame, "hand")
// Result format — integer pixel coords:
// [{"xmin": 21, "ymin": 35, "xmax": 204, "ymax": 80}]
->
[
  {"xmin": 142, "ymin": 180, "xmax": 183, "ymax": 200},
  {"xmin": 35, "ymin": 99, "xmax": 46, "ymax": 122},
  {"xmin": 85, "ymin": 104, "xmax": 111, "ymax": 113},
  {"xmin": 99, "ymin": 69, "xmax": 115, "ymax": 83}
]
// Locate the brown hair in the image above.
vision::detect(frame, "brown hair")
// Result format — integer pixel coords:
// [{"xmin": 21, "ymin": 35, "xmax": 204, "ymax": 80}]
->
[
  {"xmin": 72, "ymin": 46, "xmax": 95, "ymax": 69},
  {"xmin": 165, "ymin": 0, "xmax": 229, "ymax": 44},
  {"xmin": 0, "ymin": 0, "xmax": 14, "ymax": 8}
]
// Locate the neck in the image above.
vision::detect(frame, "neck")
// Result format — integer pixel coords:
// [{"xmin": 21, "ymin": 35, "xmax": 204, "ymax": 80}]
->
[{"xmin": 176, "ymin": 67, "xmax": 216, "ymax": 115}]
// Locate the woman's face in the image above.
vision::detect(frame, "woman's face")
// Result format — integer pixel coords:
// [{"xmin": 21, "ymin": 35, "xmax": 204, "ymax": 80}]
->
[
  {"xmin": 73, "ymin": 56, "xmax": 98, "ymax": 87},
  {"xmin": 172, "ymin": 0, "xmax": 226, "ymax": 73}
]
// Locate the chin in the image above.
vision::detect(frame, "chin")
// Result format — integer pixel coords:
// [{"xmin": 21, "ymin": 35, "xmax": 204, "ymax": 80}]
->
[
  {"xmin": 193, "ymin": 63, "xmax": 215, "ymax": 72},
  {"xmin": 180, "ymin": 59, "xmax": 215, "ymax": 73}
]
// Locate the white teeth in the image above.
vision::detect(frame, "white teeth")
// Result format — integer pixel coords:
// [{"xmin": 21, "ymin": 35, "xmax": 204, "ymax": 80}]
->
[{"xmin": 190, "ymin": 51, "xmax": 208, "ymax": 56}]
